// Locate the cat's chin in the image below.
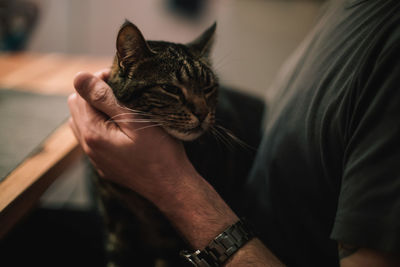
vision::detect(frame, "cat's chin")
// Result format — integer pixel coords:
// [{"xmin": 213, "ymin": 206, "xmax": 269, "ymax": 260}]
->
[{"xmin": 164, "ymin": 127, "xmax": 205, "ymax": 141}]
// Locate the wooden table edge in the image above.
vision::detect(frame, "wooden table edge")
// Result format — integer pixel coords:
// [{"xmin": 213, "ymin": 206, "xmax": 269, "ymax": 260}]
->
[{"xmin": 0, "ymin": 122, "xmax": 83, "ymax": 238}]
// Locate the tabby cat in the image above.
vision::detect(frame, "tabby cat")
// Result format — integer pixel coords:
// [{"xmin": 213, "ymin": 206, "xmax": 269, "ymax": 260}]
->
[{"xmin": 95, "ymin": 20, "xmax": 219, "ymax": 267}]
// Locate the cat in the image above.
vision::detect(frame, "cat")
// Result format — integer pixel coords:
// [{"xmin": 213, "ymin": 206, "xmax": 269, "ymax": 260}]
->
[
  {"xmin": 94, "ymin": 20, "xmax": 264, "ymax": 267},
  {"xmin": 94, "ymin": 20, "xmax": 219, "ymax": 267}
]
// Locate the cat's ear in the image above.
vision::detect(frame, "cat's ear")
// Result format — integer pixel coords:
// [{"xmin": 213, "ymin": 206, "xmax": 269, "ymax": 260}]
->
[
  {"xmin": 116, "ymin": 20, "xmax": 155, "ymax": 74},
  {"xmin": 187, "ymin": 22, "xmax": 216, "ymax": 58}
]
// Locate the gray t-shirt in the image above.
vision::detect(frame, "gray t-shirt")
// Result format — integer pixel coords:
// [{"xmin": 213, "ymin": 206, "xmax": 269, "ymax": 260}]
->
[{"xmin": 242, "ymin": 0, "xmax": 400, "ymax": 266}]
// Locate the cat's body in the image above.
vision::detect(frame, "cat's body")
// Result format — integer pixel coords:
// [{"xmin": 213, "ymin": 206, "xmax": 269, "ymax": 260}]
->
[
  {"xmin": 94, "ymin": 173, "xmax": 185, "ymax": 266},
  {"xmin": 94, "ymin": 21, "xmax": 264, "ymax": 267}
]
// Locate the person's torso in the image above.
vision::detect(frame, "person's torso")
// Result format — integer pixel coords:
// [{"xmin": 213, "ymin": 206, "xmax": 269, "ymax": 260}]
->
[{"xmin": 242, "ymin": 0, "xmax": 400, "ymax": 265}]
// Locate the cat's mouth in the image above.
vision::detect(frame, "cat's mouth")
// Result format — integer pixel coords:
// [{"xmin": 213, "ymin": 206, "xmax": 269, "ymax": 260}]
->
[
  {"xmin": 163, "ymin": 124, "xmax": 208, "ymax": 141},
  {"xmin": 157, "ymin": 111, "xmax": 215, "ymax": 141}
]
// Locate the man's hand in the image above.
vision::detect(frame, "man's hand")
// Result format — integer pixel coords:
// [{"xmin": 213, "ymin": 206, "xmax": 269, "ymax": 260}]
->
[
  {"xmin": 68, "ymin": 70, "xmax": 194, "ymax": 202},
  {"xmin": 68, "ymin": 70, "xmax": 238, "ymax": 247}
]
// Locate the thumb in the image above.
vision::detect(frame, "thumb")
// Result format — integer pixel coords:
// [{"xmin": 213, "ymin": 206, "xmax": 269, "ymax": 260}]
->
[{"xmin": 74, "ymin": 71, "xmax": 122, "ymax": 118}]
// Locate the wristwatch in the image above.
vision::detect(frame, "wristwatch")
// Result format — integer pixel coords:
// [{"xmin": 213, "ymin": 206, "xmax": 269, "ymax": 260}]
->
[{"xmin": 180, "ymin": 219, "xmax": 255, "ymax": 267}]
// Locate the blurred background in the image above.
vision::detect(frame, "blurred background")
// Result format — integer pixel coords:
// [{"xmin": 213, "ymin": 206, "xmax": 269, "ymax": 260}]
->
[
  {"xmin": 2, "ymin": 0, "xmax": 323, "ymax": 97},
  {"xmin": 0, "ymin": 0, "xmax": 324, "ymax": 265}
]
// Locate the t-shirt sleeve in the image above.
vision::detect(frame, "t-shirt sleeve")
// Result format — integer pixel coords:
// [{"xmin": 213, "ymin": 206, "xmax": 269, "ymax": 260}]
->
[{"xmin": 330, "ymin": 39, "xmax": 400, "ymax": 253}]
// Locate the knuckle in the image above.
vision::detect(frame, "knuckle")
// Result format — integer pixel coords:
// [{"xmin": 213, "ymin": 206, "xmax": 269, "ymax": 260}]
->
[
  {"xmin": 74, "ymin": 72, "xmax": 113, "ymax": 105},
  {"xmin": 83, "ymin": 129, "xmax": 101, "ymax": 149},
  {"xmin": 74, "ymin": 72, "xmax": 92, "ymax": 96},
  {"xmin": 91, "ymin": 83, "xmax": 110, "ymax": 104}
]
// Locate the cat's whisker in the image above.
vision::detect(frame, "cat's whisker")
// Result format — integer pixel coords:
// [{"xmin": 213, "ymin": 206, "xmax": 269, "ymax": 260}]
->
[
  {"xmin": 116, "ymin": 105, "xmax": 153, "ymax": 116},
  {"xmin": 214, "ymin": 125, "xmax": 255, "ymax": 152},
  {"xmin": 123, "ymin": 112, "xmax": 158, "ymax": 119},
  {"xmin": 209, "ymin": 127, "xmax": 226, "ymax": 149},
  {"xmin": 105, "ymin": 117, "xmax": 165, "ymax": 132},
  {"xmin": 116, "ymin": 105, "xmax": 159, "ymax": 115},
  {"xmin": 134, "ymin": 123, "xmax": 163, "ymax": 132},
  {"xmin": 107, "ymin": 113, "xmax": 138, "ymax": 122},
  {"xmin": 210, "ymin": 126, "xmax": 235, "ymax": 151},
  {"xmin": 216, "ymin": 131, "xmax": 236, "ymax": 152},
  {"xmin": 106, "ymin": 119, "xmax": 162, "ymax": 124},
  {"xmin": 107, "ymin": 111, "xmax": 164, "ymax": 125}
]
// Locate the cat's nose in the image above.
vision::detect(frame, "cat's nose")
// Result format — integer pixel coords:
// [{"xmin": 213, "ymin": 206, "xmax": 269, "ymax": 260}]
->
[
  {"xmin": 194, "ymin": 110, "xmax": 208, "ymax": 122},
  {"xmin": 188, "ymin": 98, "xmax": 209, "ymax": 123}
]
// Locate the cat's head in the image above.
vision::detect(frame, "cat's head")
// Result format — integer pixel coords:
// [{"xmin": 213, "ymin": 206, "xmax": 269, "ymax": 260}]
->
[{"xmin": 108, "ymin": 20, "xmax": 218, "ymax": 141}]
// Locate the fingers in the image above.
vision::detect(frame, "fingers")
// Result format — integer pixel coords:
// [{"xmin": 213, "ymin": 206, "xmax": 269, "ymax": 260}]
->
[
  {"xmin": 68, "ymin": 117, "xmax": 80, "ymax": 141},
  {"xmin": 68, "ymin": 92, "xmax": 109, "ymax": 149},
  {"xmin": 94, "ymin": 68, "xmax": 111, "ymax": 81},
  {"xmin": 69, "ymin": 117, "xmax": 105, "ymax": 176},
  {"xmin": 73, "ymin": 71, "xmax": 123, "ymax": 119},
  {"xmin": 68, "ymin": 94, "xmax": 90, "ymax": 149}
]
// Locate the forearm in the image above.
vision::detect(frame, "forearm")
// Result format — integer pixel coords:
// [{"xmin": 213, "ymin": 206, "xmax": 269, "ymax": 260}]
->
[
  {"xmin": 147, "ymin": 164, "xmax": 285, "ymax": 266},
  {"xmin": 152, "ymin": 166, "xmax": 238, "ymax": 249}
]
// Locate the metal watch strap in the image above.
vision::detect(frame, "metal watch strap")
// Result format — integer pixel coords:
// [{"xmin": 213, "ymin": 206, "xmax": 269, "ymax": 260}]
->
[{"xmin": 181, "ymin": 219, "xmax": 255, "ymax": 267}]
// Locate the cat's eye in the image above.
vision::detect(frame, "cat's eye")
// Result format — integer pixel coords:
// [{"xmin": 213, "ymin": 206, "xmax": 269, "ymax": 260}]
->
[
  {"xmin": 160, "ymin": 84, "xmax": 181, "ymax": 95},
  {"xmin": 204, "ymin": 85, "xmax": 216, "ymax": 95}
]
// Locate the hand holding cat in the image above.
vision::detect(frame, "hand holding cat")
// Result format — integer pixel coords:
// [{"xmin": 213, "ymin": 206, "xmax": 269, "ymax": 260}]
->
[
  {"xmin": 68, "ymin": 70, "xmax": 196, "ymax": 202},
  {"xmin": 68, "ymin": 70, "xmax": 243, "ymax": 248}
]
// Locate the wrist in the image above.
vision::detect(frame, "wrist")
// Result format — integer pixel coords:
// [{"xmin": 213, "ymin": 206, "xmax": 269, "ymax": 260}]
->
[{"xmin": 181, "ymin": 218, "xmax": 256, "ymax": 266}]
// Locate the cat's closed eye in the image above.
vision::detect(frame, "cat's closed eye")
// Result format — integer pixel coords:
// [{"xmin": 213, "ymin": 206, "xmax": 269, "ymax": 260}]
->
[{"xmin": 160, "ymin": 84, "xmax": 181, "ymax": 95}]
